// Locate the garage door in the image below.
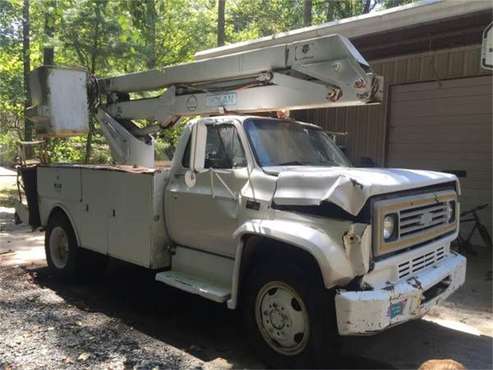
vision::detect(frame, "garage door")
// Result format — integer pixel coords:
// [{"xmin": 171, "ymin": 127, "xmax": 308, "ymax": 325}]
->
[{"xmin": 387, "ymin": 75, "xmax": 492, "ymax": 240}]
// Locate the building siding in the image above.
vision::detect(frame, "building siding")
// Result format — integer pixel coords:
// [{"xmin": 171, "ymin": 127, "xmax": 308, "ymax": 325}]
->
[{"xmin": 294, "ymin": 45, "xmax": 492, "ymax": 166}]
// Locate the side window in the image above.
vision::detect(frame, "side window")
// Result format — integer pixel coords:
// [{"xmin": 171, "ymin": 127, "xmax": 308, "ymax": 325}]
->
[{"xmin": 205, "ymin": 125, "xmax": 247, "ymax": 169}]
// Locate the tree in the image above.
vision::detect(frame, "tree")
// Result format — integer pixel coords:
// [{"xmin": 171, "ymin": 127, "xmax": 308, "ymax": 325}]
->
[
  {"xmin": 304, "ymin": 0, "xmax": 312, "ymax": 27},
  {"xmin": 42, "ymin": 0, "xmax": 55, "ymax": 65},
  {"xmin": 125, "ymin": 0, "xmax": 216, "ymax": 71},
  {"xmin": 381, "ymin": 0, "xmax": 414, "ymax": 8},
  {"xmin": 217, "ymin": 0, "xmax": 226, "ymax": 46},
  {"xmin": 323, "ymin": 0, "xmax": 412, "ymax": 22},
  {"xmin": 126, "ymin": 0, "xmax": 158, "ymax": 69},
  {"xmin": 0, "ymin": 0, "xmax": 25, "ymax": 164},
  {"xmin": 60, "ymin": 0, "xmax": 126, "ymax": 75},
  {"xmin": 227, "ymin": 0, "xmax": 304, "ymax": 40},
  {"xmin": 0, "ymin": 0, "xmax": 417, "ymax": 166},
  {"xmin": 59, "ymin": 0, "xmax": 128, "ymax": 162},
  {"xmin": 22, "ymin": 0, "xmax": 32, "ymax": 148},
  {"xmin": 0, "ymin": 0, "xmax": 24, "ymax": 124}
]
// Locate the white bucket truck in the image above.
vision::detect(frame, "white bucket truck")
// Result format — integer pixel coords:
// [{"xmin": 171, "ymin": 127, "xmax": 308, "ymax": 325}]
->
[{"xmin": 20, "ymin": 34, "xmax": 465, "ymax": 368}]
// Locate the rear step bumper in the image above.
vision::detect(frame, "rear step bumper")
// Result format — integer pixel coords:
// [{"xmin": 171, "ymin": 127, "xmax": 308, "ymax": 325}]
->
[{"xmin": 335, "ymin": 252, "xmax": 466, "ymax": 335}]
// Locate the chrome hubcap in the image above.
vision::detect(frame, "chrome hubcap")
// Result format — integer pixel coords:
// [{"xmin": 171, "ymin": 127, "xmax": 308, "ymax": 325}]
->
[
  {"xmin": 49, "ymin": 226, "xmax": 69, "ymax": 269},
  {"xmin": 255, "ymin": 281, "xmax": 309, "ymax": 355}
]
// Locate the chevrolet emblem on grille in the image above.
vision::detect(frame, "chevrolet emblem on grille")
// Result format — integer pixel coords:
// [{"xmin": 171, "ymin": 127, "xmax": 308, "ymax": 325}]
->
[{"xmin": 419, "ymin": 212, "xmax": 434, "ymax": 226}]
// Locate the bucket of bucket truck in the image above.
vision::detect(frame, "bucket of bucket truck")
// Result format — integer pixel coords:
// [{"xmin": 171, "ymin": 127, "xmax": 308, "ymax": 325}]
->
[{"xmin": 26, "ymin": 66, "xmax": 90, "ymax": 137}]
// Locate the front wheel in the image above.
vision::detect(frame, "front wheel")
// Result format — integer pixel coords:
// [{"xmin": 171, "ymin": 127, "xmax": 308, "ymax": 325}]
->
[
  {"xmin": 45, "ymin": 213, "xmax": 80, "ymax": 279},
  {"xmin": 243, "ymin": 263, "xmax": 338, "ymax": 368}
]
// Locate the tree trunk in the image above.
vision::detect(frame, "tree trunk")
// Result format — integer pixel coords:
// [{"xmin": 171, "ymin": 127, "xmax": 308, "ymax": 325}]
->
[
  {"xmin": 43, "ymin": 0, "xmax": 55, "ymax": 65},
  {"xmin": 363, "ymin": 0, "xmax": 373, "ymax": 14},
  {"xmin": 217, "ymin": 0, "xmax": 225, "ymax": 47},
  {"xmin": 85, "ymin": 0, "xmax": 103, "ymax": 163},
  {"xmin": 84, "ymin": 118, "xmax": 95, "ymax": 163},
  {"xmin": 304, "ymin": 0, "xmax": 312, "ymax": 27},
  {"xmin": 326, "ymin": 1, "xmax": 336, "ymax": 21},
  {"xmin": 146, "ymin": 0, "xmax": 157, "ymax": 69},
  {"xmin": 22, "ymin": 0, "xmax": 32, "ymax": 156}
]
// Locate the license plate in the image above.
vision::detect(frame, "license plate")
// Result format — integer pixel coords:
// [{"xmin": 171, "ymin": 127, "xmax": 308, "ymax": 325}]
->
[{"xmin": 388, "ymin": 299, "xmax": 407, "ymax": 318}]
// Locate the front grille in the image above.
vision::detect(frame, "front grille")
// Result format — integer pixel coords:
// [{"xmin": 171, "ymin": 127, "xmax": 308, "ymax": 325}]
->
[
  {"xmin": 398, "ymin": 246, "xmax": 446, "ymax": 279},
  {"xmin": 399, "ymin": 202, "xmax": 450, "ymax": 238},
  {"xmin": 373, "ymin": 190, "xmax": 457, "ymax": 257}
]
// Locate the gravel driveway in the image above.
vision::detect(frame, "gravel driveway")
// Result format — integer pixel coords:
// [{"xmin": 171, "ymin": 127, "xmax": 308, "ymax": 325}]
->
[{"xmin": 0, "ymin": 263, "xmax": 220, "ymax": 369}]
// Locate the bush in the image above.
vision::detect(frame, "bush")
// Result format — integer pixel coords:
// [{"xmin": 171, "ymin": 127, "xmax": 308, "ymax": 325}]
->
[{"xmin": 0, "ymin": 130, "xmax": 20, "ymax": 167}]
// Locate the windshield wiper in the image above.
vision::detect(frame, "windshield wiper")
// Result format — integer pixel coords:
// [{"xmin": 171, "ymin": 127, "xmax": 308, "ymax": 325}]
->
[{"xmin": 276, "ymin": 161, "xmax": 307, "ymax": 166}]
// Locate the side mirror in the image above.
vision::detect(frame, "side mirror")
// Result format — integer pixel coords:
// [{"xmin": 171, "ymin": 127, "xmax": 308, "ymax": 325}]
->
[{"xmin": 190, "ymin": 122, "xmax": 207, "ymax": 172}]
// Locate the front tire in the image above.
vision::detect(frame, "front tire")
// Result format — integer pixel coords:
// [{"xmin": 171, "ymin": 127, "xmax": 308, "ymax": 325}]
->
[
  {"xmin": 243, "ymin": 263, "xmax": 338, "ymax": 368},
  {"xmin": 45, "ymin": 213, "xmax": 80, "ymax": 280}
]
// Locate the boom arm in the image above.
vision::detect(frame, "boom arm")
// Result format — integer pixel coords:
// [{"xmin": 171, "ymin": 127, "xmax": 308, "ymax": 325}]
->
[
  {"xmin": 101, "ymin": 34, "xmax": 382, "ymax": 124},
  {"xmin": 27, "ymin": 34, "xmax": 382, "ymax": 168}
]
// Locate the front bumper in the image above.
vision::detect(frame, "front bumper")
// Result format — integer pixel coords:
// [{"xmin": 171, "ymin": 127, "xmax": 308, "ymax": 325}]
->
[{"xmin": 335, "ymin": 251, "xmax": 466, "ymax": 335}]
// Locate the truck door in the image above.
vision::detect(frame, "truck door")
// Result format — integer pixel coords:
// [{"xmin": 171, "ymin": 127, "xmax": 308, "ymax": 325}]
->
[{"xmin": 166, "ymin": 123, "xmax": 249, "ymax": 258}]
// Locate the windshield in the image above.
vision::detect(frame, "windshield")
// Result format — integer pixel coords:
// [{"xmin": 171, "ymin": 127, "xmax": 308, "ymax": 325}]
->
[{"xmin": 244, "ymin": 118, "xmax": 351, "ymax": 168}]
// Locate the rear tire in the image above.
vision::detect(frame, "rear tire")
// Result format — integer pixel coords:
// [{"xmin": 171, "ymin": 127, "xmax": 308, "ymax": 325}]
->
[
  {"xmin": 243, "ymin": 262, "xmax": 338, "ymax": 369},
  {"xmin": 45, "ymin": 212, "xmax": 80, "ymax": 280}
]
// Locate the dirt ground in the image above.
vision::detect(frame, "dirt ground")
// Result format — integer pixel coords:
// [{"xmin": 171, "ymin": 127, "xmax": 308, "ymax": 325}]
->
[{"xmin": 1, "ymin": 168, "xmax": 492, "ymax": 369}]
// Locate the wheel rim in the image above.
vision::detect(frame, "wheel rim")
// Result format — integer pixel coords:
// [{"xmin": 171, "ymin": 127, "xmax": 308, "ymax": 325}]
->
[
  {"xmin": 49, "ymin": 226, "xmax": 69, "ymax": 269},
  {"xmin": 255, "ymin": 281, "xmax": 310, "ymax": 356}
]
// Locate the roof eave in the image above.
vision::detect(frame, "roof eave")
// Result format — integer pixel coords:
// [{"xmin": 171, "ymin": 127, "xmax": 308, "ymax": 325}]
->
[{"xmin": 195, "ymin": 0, "xmax": 492, "ymax": 60}]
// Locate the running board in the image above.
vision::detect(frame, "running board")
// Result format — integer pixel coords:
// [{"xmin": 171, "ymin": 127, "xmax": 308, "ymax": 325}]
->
[{"xmin": 155, "ymin": 270, "xmax": 231, "ymax": 303}]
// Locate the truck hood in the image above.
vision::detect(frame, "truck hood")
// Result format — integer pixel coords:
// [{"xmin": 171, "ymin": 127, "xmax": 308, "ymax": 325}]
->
[{"xmin": 271, "ymin": 166, "xmax": 458, "ymax": 216}]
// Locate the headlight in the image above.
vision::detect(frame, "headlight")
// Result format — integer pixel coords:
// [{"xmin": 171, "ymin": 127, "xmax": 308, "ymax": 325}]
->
[
  {"xmin": 446, "ymin": 201, "xmax": 456, "ymax": 223},
  {"xmin": 383, "ymin": 214, "xmax": 397, "ymax": 241}
]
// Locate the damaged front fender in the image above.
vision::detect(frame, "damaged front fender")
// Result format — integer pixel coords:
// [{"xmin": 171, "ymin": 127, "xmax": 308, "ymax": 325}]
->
[
  {"xmin": 233, "ymin": 219, "xmax": 361, "ymax": 289},
  {"xmin": 342, "ymin": 223, "xmax": 372, "ymax": 276}
]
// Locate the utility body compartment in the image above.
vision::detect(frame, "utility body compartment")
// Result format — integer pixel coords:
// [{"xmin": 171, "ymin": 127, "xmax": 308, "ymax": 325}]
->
[{"xmin": 37, "ymin": 164, "xmax": 171, "ymax": 269}]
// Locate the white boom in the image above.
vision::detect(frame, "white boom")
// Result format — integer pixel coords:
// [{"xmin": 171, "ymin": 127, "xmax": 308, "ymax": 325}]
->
[{"xmin": 27, "ymin": 34, "xmax": 382, "ymax": 168}]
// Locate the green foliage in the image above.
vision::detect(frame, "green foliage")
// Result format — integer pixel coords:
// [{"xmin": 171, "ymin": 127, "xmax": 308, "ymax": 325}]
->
[
  {"xmin": 227, "ymin": 0, "xmax": 305, "ymax": 39},
  {"xmin": 58, "ymin": 0, "xmax": 131, "ymax": 73},
  {"xmin": 156, "ymin": 120, "xmax": 189, "ymax": 160},
  {"xmin": 0, "ymin": 0, "xmax": 24, "ymax": 119},
  {"xmin": 0, "ymin": 124, "xmax": 20, "ymax": 166},
  {"xmin": 0, "ymin": 185, "xmax": 18, "ymax": 208},
  {"xmin": 0, "ymin": 0, "xmax": 415, "ymax": 166},
  {"xmin": 123, "ymin": 0, "xmax": 217, "ymax": 70}
]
